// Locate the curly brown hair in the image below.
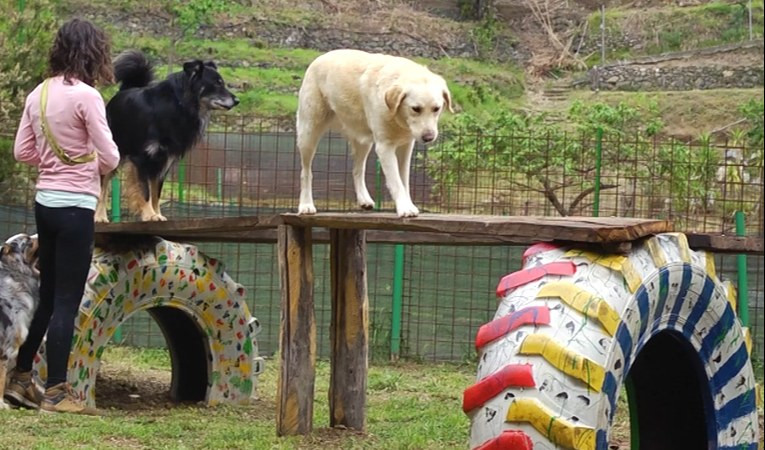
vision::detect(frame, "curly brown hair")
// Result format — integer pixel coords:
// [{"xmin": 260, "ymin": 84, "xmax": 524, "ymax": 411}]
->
[{"xmin": 48, "ymin": 18, "xmax": 113, "ymax": 86}]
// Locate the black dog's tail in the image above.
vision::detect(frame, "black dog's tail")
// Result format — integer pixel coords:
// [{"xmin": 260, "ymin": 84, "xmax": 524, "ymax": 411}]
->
[{"xmin": 114, "ymin": 50, "xmax": 155, "ymax": 90}]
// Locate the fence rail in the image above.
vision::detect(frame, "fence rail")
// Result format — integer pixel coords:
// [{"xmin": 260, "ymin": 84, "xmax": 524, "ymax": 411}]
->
[{"xmin": 1, "ymin": 114, "xmax": 763, "ymax": 362}]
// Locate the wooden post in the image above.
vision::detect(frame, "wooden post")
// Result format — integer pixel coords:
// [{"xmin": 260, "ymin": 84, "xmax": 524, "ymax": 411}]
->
[
  {"xmin": 276, "ymin": 225, "xmax": 316, "ymax": 436},
  {"xmin": 329, "ymin": 228, "xmax": 369, "ymax": 430}
]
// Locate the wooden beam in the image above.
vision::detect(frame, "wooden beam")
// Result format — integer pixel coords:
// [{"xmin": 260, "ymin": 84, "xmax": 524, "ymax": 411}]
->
[
  {"xmin": 686, "ymin": 233, "xmax": 764, "ymax": 255},
  {"xmin": 276, "ymin": 225, "xmax": 316, "ymax": 436},
  {"xmin": 329, "ymin": 229, "xmax": 368, "ymax": 431},
  {"xmin": 95, "ymin": 215, "xmax": 281, "ymax": 235},
  {"xmin": 281, "ymin": 213, "xmax": 673, "ymax": 244},
  {"xmin": 95, "ymin": 215, "xmax": 762, "ymax": 254}
]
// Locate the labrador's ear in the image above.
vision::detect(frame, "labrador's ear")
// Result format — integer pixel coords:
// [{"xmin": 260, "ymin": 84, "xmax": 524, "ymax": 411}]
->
[
  {"xmin": 442, "ymin": 86, "xmax": 454, "ymax": 114},
  {"xmin": 183, "ymin": 60, "xmax": 205, "ymax": 78},
  {"xmin": 385, "ymin": 85, "xmax": 407, "ymax": 113}
]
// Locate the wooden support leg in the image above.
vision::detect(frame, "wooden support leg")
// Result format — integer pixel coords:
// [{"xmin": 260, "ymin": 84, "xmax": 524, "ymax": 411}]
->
[
  {"xmin": 329, "ymin": 228, "xmax": 368, "ymax": 430},
  {"xmin": 276, "ymin": 225, "xmax": 315, "ymax": 436}
]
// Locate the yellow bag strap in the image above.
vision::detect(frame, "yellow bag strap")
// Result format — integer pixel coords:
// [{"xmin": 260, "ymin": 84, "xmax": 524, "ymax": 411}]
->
[{"xmin": 40, "ymin": 78, "xmax": 96, "ymax": 165}]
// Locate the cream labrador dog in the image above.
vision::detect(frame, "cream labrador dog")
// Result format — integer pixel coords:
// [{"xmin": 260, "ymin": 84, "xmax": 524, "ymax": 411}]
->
[{"xmin": 296, "ymin": 49, "xmax": 453, "ymax": 217}]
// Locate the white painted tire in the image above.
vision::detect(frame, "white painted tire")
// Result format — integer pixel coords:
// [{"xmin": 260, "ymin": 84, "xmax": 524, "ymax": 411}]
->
[
  {"xmin": 31, "ymin": 238, "xmax": 264, "ymax": 407},
  {"xmin": 463, "ymin": 233, "xmax": 759, "ymax": 450}
]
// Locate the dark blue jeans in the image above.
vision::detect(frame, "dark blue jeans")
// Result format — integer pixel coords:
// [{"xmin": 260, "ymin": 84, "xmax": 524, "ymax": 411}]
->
[{"xmin": 15, "ymin": 202, "xmax": 93, "ymax": 388}]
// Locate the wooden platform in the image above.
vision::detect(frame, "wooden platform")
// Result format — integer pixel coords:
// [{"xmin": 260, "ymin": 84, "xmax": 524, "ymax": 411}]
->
[
  {"xmin": 96, "ymin": 213, "xmax": 672, "ymax": 246},
  {"xmin": 95, "ymin": 213, "xmax": 762, "ymax": 254}
]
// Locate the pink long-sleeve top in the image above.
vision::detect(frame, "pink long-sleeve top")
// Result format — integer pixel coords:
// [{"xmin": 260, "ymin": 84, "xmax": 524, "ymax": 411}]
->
[{"xmin": 13, "ymin": 75, "xmax": 120, "ymax": 199}]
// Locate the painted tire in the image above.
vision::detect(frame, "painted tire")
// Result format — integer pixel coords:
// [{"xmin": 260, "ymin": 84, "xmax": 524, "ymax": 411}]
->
[
  {"xmin": 464, "ymin": 233, "xmax": 759, "ymax": 450},
  {"xmin": 31, "ymin": 238, "xmax": 264, "ymax": 408}
]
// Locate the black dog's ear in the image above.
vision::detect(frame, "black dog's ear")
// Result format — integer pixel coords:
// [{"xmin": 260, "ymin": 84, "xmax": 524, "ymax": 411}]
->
[
  {"xmin": 204, "ymin": 61, "xmax": 217, "ymax": 69},
  {"xmin": 183, "ymin": 60, "xmax": 205, "ymax": 78}
]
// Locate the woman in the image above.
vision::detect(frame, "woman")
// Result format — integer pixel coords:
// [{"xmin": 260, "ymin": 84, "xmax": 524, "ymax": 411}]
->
[{"xmin": 5, "ymin": 18, "xmax": 120, "ymax": 414}]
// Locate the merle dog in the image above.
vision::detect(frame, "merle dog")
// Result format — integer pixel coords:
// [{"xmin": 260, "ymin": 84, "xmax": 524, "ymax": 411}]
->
[{"xmin": 0, "ymin": 234, "xmax": 39, "ymax": 409}]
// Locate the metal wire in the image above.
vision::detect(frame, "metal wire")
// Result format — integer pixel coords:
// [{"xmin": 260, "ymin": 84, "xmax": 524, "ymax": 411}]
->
[{"xmin": 1, "ymin": 115, "xmax": 763, "ymax": 361}]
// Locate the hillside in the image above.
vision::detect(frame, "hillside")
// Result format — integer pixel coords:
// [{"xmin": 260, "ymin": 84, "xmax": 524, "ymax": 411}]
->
[{"xmin": 42, "ymin": 0, "xmax": 765, "ymax": 136}]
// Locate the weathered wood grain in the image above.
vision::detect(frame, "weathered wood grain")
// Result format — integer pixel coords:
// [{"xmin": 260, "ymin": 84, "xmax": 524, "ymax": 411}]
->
[
  {"xmin": 329, "ymin": 229, "xmax": 369, "ymax": 431},
  {"xmin": 686, "ymin": 233, "xmax": 764, "ymax": 255},
  {"xmin": 281, "ymin": 213, "xmax": 673, "ymax": 244},
  {"xmin": 94, "ymin": 214, "xmax": 763, "ymax": 254},
  {"xmin": 276, "ymin": 225, "xmax": 316, "ymax": 436}
]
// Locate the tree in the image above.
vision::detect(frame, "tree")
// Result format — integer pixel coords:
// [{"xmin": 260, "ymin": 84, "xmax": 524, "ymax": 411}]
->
[
  {"xmin": 425, "ymin": 100, "xmax": 722, "ymax": 220},
  {"xmin": 427, "ymin": 102, "xmax": 660, "ymax": 216},
  {"xmin": 0, "ymin": 0, "xmax": 58, "ymax": 185},
  {"xmin": 0, "ymin": 0, "xmax": 58, "ymax": 131}
]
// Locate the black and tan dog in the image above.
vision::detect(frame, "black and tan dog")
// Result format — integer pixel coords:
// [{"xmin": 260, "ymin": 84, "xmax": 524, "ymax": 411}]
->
[
  {"xmin": 0, "ymin": 234, "xmax": 39, "ymax": 409},
  {"xmin": 95, "ymin": 50, "xmax": 239, "ymax": 222}
]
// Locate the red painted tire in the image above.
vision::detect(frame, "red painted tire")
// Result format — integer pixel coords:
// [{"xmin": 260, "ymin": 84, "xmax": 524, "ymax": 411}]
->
[{"xmin": 464, "ymin": 234, "xmax": 759, "ymax": 449}]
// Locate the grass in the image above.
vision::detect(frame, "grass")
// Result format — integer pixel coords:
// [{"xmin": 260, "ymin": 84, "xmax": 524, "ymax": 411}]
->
[
  {"xmin": 73, "ymin": 0, "xmax": 757, "ymax": 133},
  {"xmin": 0, "ymin": 346, "xmax": 475, "ymax": 450},
  {"xmin": 7, "ymin": 346, "xmax": 759, "ymax": 449},
  {"xmin": 102, "ymin": 29, "xmax": 524, "ymax": 120},
  {"xmin": 566, "ymin": 88, "xmax": 765, "ymax": 138},
  {"xmin": 587, "ymin": 0, "xmax": 765, "ymax": 64}
]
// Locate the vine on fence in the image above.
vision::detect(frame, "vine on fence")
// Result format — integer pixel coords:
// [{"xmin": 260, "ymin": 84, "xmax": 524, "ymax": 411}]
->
[{"xmin": 422, "ymin": 100, "xmax": 764, "ymax": 222}]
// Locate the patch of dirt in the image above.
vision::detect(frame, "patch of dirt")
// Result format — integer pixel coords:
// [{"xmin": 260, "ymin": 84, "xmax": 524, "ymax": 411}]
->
[
  {"xmin": 298, "ymin": 427, "xmax": 370, "ymax": 448},
  {"xmin": 94, "ymin": 359, "xmax": 278, "ymax": 420},
  {"xmin": 95, "ymin": 362, "xmax": 175, "ymax": 411}
]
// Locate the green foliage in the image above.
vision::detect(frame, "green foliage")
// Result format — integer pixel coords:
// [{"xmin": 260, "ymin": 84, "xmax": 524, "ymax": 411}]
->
[
  {"xmin": 0, "ymin": 138, "xmax": 16, "ymax": 184},
  {"xmin": 0, "ymin": 0, "xmax": 58, "ymax": 127},
  {"xmin": 654, "ymin": 138, "xmax": 721, "ymax": 212},
  {"xmin": 588, "ymin": 0, "xmax": 764, "ymax": 63},
  {"xmin": 458, "ymin": 0, "xmax": 477, "ymax": 19},
  {"xmin": 166, "ymin": 0, "xmax": 227, "ymax": 35},
  {"xmin": 158, "ymin": 0, "xmax": 229, "ymax": 73},
  {"xmin": 104, "ymin": 29, "xmax": 523, "ymax": 119},
  {"xmin": 426, "ymin": 101, "xmax": 728, "ymax": 216},
  {"xmin": 569, "ymin": 99, "xmax": 664, "ymax": 137},
  {"xmin": 0, "ymin": 0, "xmax": 58, "ymax": 182},
  {"xmin": 740, "ymin": 98, "xmax": 764, "ymax": 149},
  {"xmin": 471, "ymin": 12, "xmax": 498, "ymax": 57}
]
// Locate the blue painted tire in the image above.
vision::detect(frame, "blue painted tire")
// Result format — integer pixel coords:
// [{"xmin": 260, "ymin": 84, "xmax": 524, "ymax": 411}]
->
[{"xmin": 465, "ymin": 233, "xmax": 759, "ymax": 449}]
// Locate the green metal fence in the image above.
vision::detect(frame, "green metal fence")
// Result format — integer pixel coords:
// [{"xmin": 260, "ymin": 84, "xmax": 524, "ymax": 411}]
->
[{"xmin": 1, "ymin": 119, "xmax": 763, "ymax": 363}]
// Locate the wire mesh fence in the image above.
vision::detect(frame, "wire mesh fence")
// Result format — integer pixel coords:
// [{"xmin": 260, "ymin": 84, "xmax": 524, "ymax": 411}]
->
[{"xmin": 1, "ymin": 114, "xmax": 763, "ymax": 362}]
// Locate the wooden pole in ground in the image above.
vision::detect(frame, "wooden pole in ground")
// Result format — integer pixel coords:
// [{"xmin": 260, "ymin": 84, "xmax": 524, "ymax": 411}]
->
[
  {"xmin": 329, "ymin": 228, "xmax": 369, "ymax": 430},
  {"xmin": 276, "ymin": 224, "xmax": 316, "ymax": 436}
]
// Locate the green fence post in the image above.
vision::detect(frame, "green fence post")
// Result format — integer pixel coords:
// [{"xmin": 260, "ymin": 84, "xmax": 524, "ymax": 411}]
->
[
  {"xmin": 217, "ymin": 167, "xmax": 223, "ymax": 202},
  {"xmin": 375, "ymin": 157, "xmax": 404, "ymax": 360},
  {"xmin": 110, "ymin": 176, "xmax": 123, "ymax": 344},
  {"xmin": 391, "ymin": 245, "xmax": 404, "ymax": 360},
  {"xmin": 110, "ymin": 177, "xmax": 121, "ymax": 223},
  {"xmin": 735, "ymin": 211, "xmax": 749, "ymax": 327},
  {"xmin": 375, "ymin": 159, "xmax": 382, "ymax": 211},
  {"xmin": 593, "ymin": 127, "xmax": 603, "ymax": 218},
  {"xmin": 178, "ymin": 160, "xmax": 186, "ymax": 204}
]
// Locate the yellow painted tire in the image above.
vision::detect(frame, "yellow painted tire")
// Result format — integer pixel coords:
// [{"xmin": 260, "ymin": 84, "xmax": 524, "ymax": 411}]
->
[{"xmin": 463, "ymin": 234, "xmax": 759, "ymax": 450}]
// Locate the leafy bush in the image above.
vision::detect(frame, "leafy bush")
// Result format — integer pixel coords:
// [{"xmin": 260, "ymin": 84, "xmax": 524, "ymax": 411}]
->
[
  {"xmin": 425, "ymin": 101, "xmax": 726, "ymax": 217},
  {"xmin": 740, "ymin": 98, "xmax": 764, "ymax": 149},
  {"xmin": 0, "ymin": 0, "xmax": 58, "ymax": 182}
]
